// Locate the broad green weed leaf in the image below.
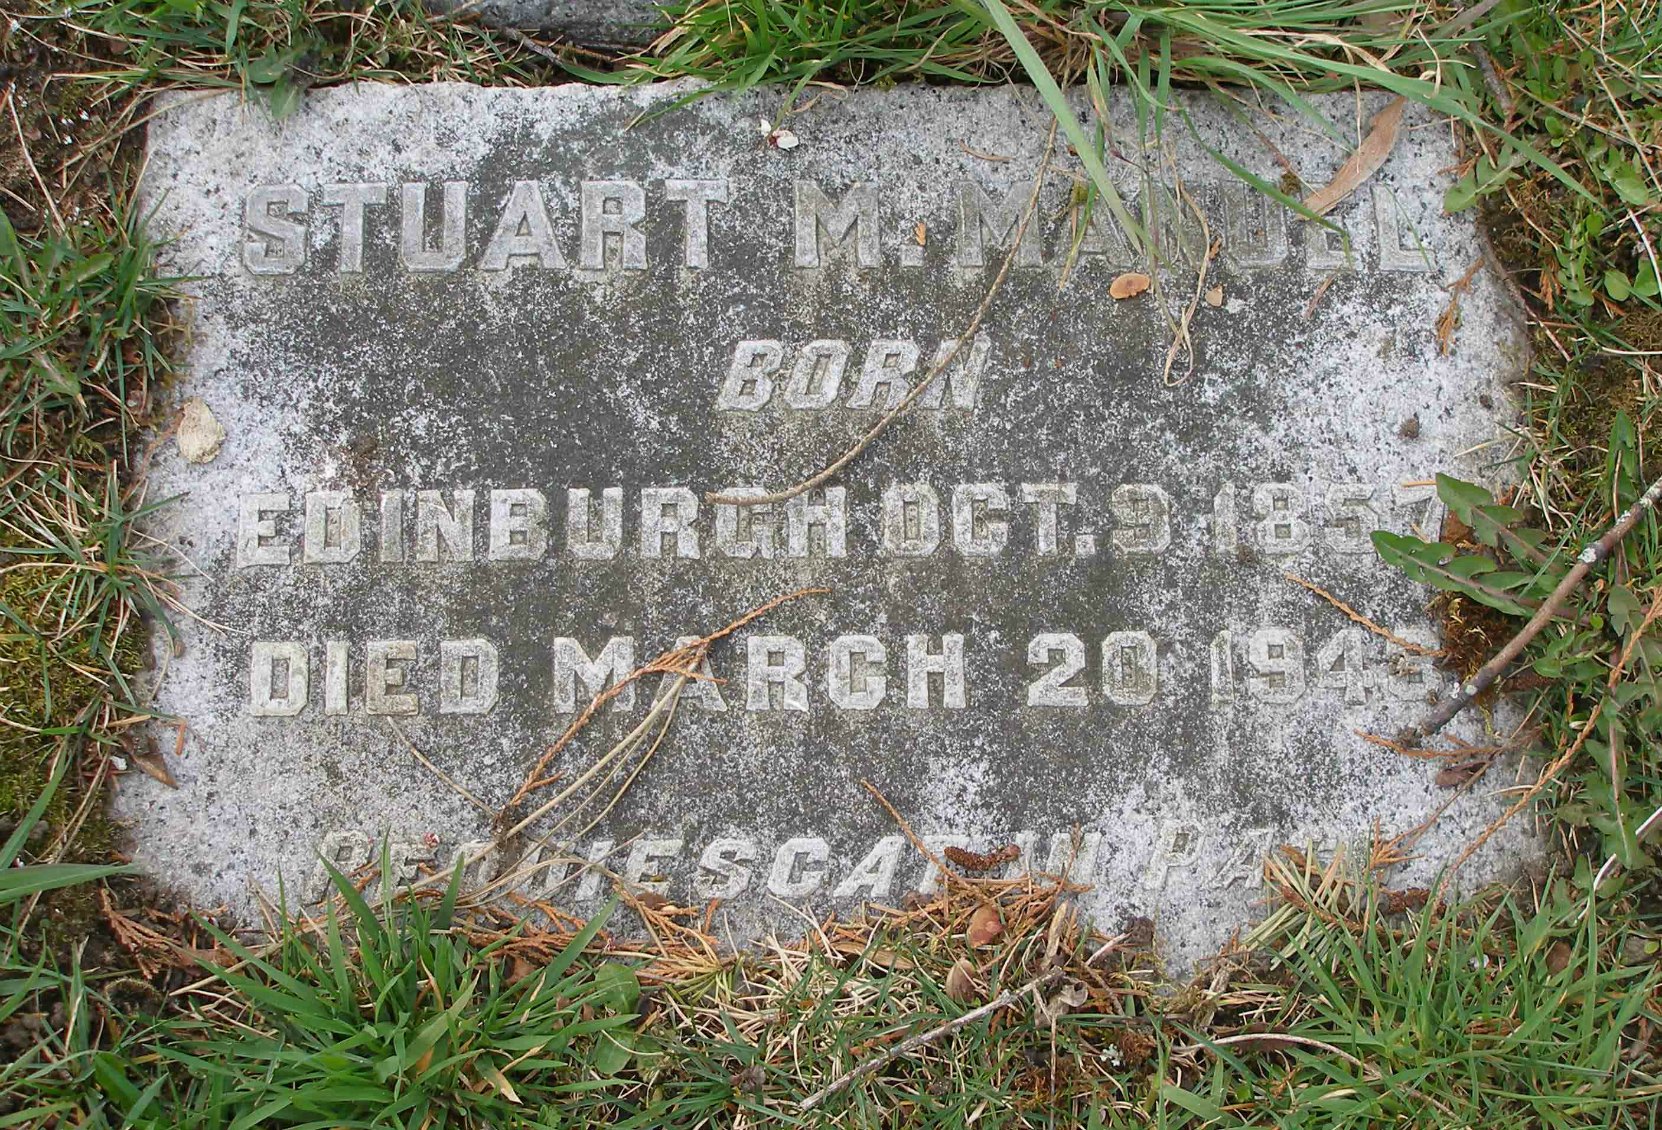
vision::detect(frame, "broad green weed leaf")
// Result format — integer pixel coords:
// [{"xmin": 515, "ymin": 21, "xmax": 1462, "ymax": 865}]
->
[
  {"xmin": 590, "ymin": 962, "xmax": 641, "ymax": 1013},
  {"xmin": 589, "ymin": 1028, "xmax": 637, "ymax": 1076},
  {"xmin": 1444, "ymin": 171, "xmax": 1479, "ymax": 212},
  {"xmin": 1608, "ymin": 584, "xmax": 1640, "ymax": 635},
  {"xmin": 1436, "ymin": 473, "xmax": 1494, "ymax": 521}
]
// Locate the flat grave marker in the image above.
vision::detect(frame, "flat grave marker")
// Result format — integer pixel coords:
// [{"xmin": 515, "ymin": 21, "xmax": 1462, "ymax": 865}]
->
[{"xmin": 129, "ymin": 81, "xmax": 1532, "ymax": 965}]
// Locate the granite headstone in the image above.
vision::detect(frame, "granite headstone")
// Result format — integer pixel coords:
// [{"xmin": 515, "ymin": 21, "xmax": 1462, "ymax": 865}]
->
[{"xmin": 129, "ymin": 81, "xmax": 1532, "ymax": 965}]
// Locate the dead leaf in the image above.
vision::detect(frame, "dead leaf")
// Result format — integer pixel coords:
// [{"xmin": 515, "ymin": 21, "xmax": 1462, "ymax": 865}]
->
[
  {"xmin": 914, "ymin": 222, "xmax": 927, "ymax": 247},
  {"xmin": 1044, "ymin": 902, "xmax": 1076, "ymax": 966},
  {"xmin": 833, "ymin": 941, "xmax": 915, "ymax": 970},
  {"xmin": 1120, "ymin": 915, "xmax": 1156, "ymax": 949},
  {"xmin": 176, "ymin": 397, "xmax": 226, "ymax": 464},
  {"xmin": 966, "ymin": 904, "xmax": 1003, "ymax": 948},
  {"xmin": 1224, "ymin": 1033, "xmax": 1303, "ymax": 1053},
  {"xmin": 866, "ymin": 947, "xmax": 914, "ymax": 971},
  {"xmin": 1035, "ymin": 979, "xmax": 1088, "ymax": 1025},
  {"xmin": 1115, "ymin": 1029, "xmax": 1156, "ymax": 1066},
  {"xmin": 1302, "ymin": 97, "xmax": 1406, "ymax": 217},
  {"xmin": 1204, "ymin": 285, "xmax": 1224, "ymax": 307},
  {"xmin": 130, "ymin": 751, "xmax": 177, "ymax": 789},
  {"xmin": 1379, "ymin": 887, "xmax": 1430, "ymax": 914},
  {"xmin": 478, "ymin": 1062, "xmax": 521, "ymax": 1103},
  {"xmin": 944, "ymin": 957, "xmax": 978, "ymax": 1003},
  {"xmin": 1109, "ymin": 272, "xmax": 1151, "ymax": 300},
  {"xmin": 1440, "ymin": 510, "xmax": 1473, "ymax": 546},
  {"xmin": 1545, "ymin": 940, "xmax": 1572, "ymax": 974},
  {"xmin": 1435, "ymin": 758, "xmax": 1491, "ymax": 789}
]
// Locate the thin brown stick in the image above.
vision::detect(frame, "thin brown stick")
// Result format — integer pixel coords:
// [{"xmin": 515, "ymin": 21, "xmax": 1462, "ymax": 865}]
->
[
  {"xmin": 859, "ymin": 779, "xmax": 997, "ymax": 910},
  {"xmin": 508, "ymin": 585, "xmax": 826, "ymax": 806},
  {"xmin": 1301, "ymin": 274, "xmax": 1339, "ymax": 319},
  {"xmin": 797, "ymin": 934, "xmax": 1121, "ymax": 1112},
  {"xmin": 708, "ymin": 122, "xmax": 1056, "ymax": 508},
  {"xmin": 386, "ymin": 717, "xmax": 492, "ymax": 816},
  {"xmin": 1356, "ymin": 728, "xmax": 1509, "ymax": 760},
  {"xmin": 1186, "ymin": 1032, "xmax": 1455, "ymax": 1117},
  {"xmin": 4, "ymin": 86, "xmax": 64, "ymax": 231},
  {"xmin": 1161, "ymin": 174, "xmax": 1217, "ymax": 388},
  {"xmin": 1400, "ymin": 471, "xmax": 1662, "ymax": 744},
  {"xmin": 1438, "ymin": 590, "xmax": 1662, "ymax": 896},
  {"xmin": 1286, "ymin": 573, "xmax": 1442, "ymax": 656},
  {"xmin": 1433, "ymin": 256, "xmax": 1484, "ymax": 355}
]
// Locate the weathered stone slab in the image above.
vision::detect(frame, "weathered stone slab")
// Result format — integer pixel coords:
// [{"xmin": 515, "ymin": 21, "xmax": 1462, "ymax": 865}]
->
[
  {"xmin": 130, "ymin": 81, "xmax": 1532, "ymax": 966},
  {"xmin": 428, "ymin": 0, "xmax": 662, "ymax": 44}
]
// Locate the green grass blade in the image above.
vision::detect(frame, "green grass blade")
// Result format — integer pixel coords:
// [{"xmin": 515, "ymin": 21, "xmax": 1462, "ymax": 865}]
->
[{"xmin": 970, "ymin": 0, "xmax": 1144, "ymax": 252}]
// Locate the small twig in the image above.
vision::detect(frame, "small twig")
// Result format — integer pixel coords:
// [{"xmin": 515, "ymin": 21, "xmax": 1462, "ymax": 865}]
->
[
  {"xmin": 1629, "ymin": 211, "xmax": 1662, "ymax": 301},
  {"xmin": 1437, "ymin": 590, "xmax": 1662, "ymax": 898},
  {"xmin": 708, "ymin": 122, "xmax": 1056, "ymax": 508},
  {"xmin": 798, "ymin": 936, "xmax": 1121, "ymax": 1112},
  {"xmin": 1356, "ymin": 729, "xmax": 1509, "ymax": 760},
  {"xmin": 1285, "ymin": 573, "xmax": 1442, "ymax": 656},
  {"xmin": 1590, "ymin": 799, "xmax": 1662, "ymax": 896},
  {"xmin": 1401, "ymin": 471, "xmax": 1662, "ymax": 744},
  {"xmin": 1301, "ymin": 274, "xmax": 1339, "ymax": 319},
  {"xmin": 1471, "ymin": 44, "xmax": 1515, "ymax": 120},
  {"xmin": 489, "ymin": 25, "xmax": 620, "ymax": 66},
  {"xmin": 4, "ymin": 86, "xmax": 65, "ymax": 232},
  {"xmin": 859, "ymin": 779, "xmax": 997, "ymax": 909},
  {"xmin": 1184, "ymin": 1033, "xmax": 1455, "ymax": 1117},
  {"xmin": 1433, "ymin": 256, "xmax": 1484, "ymax": 356},
  {"xmin": 386, "ymin": 717, "xmax": 492, "ymax": 816},
  {"xmin": 508, "ymin": 585, "xmax": 825, "ymax": 806}
]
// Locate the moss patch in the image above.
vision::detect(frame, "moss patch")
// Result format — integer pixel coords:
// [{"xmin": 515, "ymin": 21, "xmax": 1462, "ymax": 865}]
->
[{"xmin": 0, "ymin": 565, "xmax": 141, "ymax": 848}]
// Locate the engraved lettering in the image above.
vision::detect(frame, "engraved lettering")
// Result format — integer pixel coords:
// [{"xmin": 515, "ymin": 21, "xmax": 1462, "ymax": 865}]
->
[
  {"xmin": 906, "ymin": 633, "xmax": 965, "ymax": 709},
  {"xmin": 957, "ymin": 182, "xmax": 1043, "ymax": 267},
  {"xmin": 552, "ymin": 636, "xmax": 636, "ymax": 712},
  {"xmin": 243, "ymin": 184, "xmax": 307, "ymax": 275},
  {"xmin": 794, "ymin": 182, "xmax": 879, "ymax": 268},
  {"xmin": 566, "ymin": 487, "xmax": 623, "ymax": 560},
  {"xmin": 951, "ymin": 483, "xmax": 1009, "ymax": 556},
  {"xmin": 747, "ymin": 635, "xmax": 808, "ymax": 711},
  {"xmin": 365, "ymin": 639, "xmax": 419, "ymax": 715},
  {"xmin": 302, "ymin": 490, "xmax": 361, "ymax": 565},
  {"xmin": 785, "ymin": 488, "xmax": 847, "ymax": 558},
  {"xmin": 481, "ymin": 180, "xmax": 567, "ymax": 271},
  {"xmin": 488, "ymin": 488, "xmax": 548, "ymax": 561},
  {"xmin": 881, "ymin": 482, "xmax": 941, "ymax": 557},
  {"xmin": 250, "ymin": 641, "xmax": 308, "ymax": 716},
  {"xmin": 439, "ymin": 638, "xmax": 499, "ymax": 714},
  {"xmin": 664, "ymin": 179, "xmax": 729, "ymax": 269},
  {"xmin": 580, "ymin": 180, "xmax": 647, "ymax": 270},
  {"xmin": 640, "ymin": 486, "xmax": 700, "ymax": 558},
  {"xmin": 320, "ymin": 182, "xmax": 386, "ymax": 273},
  {"xmin": 237, "ymin": 493, "xmax": 292, "ymax": 567},
  {"xmin": 717, "ymin": 340, "xmax": 782, "ymax": 410},
  {"xmin": 415, "ymin": 489, "xmax": 476, "ymax": 562},
  {"xmin": 828, "ymin": 634, "xmax": 886, "ymax": 710},
  {"xmin": 400, "ymin": 181, "xmax": 467, "ymax": 272}
]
